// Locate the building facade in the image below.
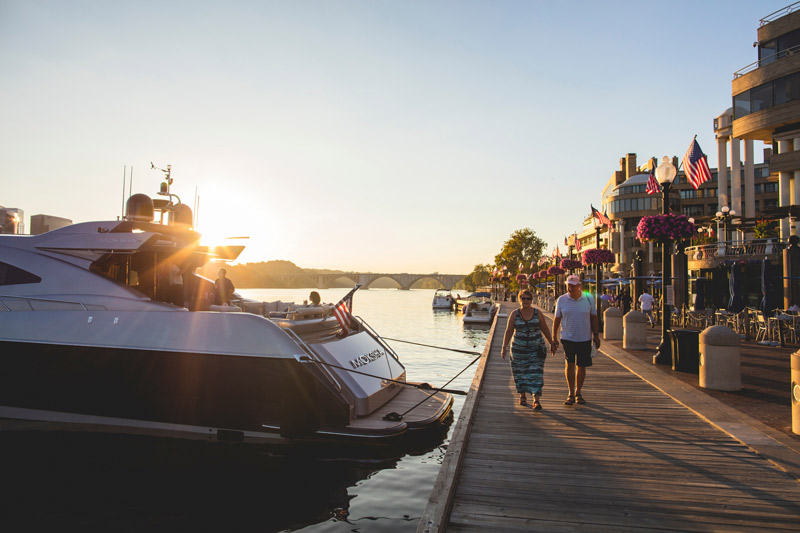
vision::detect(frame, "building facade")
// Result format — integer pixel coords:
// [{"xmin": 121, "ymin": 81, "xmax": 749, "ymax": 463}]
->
[
  {"xmin": 30, "ymin": 214, "xmax": 72, "ymax": 235},
  {"xmin": 0, "ymin": 207, "xmax": 24, "ymax": 234}
]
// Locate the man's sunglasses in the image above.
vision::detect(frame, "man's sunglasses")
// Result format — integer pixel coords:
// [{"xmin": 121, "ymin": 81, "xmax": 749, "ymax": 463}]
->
[{"xmin": 520, "ymin": 296, "xmax": 532, "ymax": 301}]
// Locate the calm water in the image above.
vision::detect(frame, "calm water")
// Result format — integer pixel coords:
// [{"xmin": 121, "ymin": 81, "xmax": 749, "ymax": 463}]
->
[{"xmin": 3, "ymin": 288, "xmax": 488, "ymax": 532}]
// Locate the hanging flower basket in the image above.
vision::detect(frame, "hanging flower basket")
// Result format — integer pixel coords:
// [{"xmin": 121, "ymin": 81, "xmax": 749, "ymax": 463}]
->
[
  {"xmin": 560, "ymin": 259, "xmax": 582, "ymax": 271},
  {"xmin": 636, "ymin": 213, "xmax": 696, "ymax": 243},
  {"xmin": 548, "ymin": 266, "xmax": 565, "ymax": 276},
  {"xmin": 582, "ymin": 248, "xmax": 615, "ymax": 266}
]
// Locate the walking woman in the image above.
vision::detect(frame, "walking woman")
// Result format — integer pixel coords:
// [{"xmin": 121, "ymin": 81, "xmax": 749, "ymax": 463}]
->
[{"xmin": 501, "ymin": 289, "xmax": 554, "ymax": 410}]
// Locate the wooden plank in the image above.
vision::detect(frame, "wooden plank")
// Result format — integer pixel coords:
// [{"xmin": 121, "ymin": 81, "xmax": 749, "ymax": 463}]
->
[
  {"xmin": 419, "ymin": 303, "xmax": 800, "ymax": 532},
  {"xmin": 417, "ymin": 307, "xmax": 505, "ymax": 533}
]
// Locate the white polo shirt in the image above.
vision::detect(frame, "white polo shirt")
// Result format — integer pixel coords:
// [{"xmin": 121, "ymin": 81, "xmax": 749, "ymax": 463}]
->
[{"xmin": 555, "ymin": 292, "xmax": 596, "ymax": 342}]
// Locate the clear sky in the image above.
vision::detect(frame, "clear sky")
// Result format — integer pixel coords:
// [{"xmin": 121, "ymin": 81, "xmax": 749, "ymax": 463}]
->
[{"xmin": 0, "ymin": 0, "xmax": 787, "ymax": 274}]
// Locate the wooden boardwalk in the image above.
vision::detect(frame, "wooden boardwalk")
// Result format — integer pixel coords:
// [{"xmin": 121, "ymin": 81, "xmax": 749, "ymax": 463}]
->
[{"xmin": 419, "ymin": 303, "xmax": 800, "ymax": 532}]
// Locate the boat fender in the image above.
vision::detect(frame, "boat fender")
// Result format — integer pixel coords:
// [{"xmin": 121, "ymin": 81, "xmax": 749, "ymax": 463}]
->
[{"xmin": 383, "ymin": 412, "xmax": 403, "ymax": 422}]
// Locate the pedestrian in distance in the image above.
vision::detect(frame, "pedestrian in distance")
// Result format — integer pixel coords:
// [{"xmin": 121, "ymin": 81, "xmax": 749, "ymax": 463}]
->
[
  {"xmin": 551, "ymin": 275, "xmax": 600, "ymax": 406},
  {"xmin": 501, "ymin": 289, "xmax": 554, "ymax": 410},
  {"xmin": 639, "ymin": 289, "xmax": 655, "ymax": 326}
]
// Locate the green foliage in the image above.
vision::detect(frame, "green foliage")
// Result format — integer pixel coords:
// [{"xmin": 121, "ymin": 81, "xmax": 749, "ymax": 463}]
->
[
  {"xmin": 463, "ymin": 264, "xmax": 491, "ymax": 292},
  {"xmin": 754, "ymin": 219, "xmax": 779, "ymax": 239},
  {"xmin": 494, "ymin": 228, "xmax": 547, "ymax": 274}
]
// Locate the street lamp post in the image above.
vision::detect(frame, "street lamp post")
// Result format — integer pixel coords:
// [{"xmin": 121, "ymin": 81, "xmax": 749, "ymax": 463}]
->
[
  {"xmin": 594, "ymin": 219, "xmax": 604, "ymax": 330},
  {"xmin": 714, "ymin": 206, "xmax": 736, "ymax": 246},
  {"xmin": 654, "ymin": 156, "xmax": 677, "ymax": 365}
]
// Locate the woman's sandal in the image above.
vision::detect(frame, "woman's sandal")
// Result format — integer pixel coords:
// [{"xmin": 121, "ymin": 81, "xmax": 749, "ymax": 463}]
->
[
  {"xmin": 519, "ymin": 396, "xmax": 527, "ymax": 406},
  {"xmin": 533, "ymin": 399, "xmax": 542, "ymax": 410},
  {"xmin": 564, "ymin": 395, "xmax": 575, "ymax": 406},
  {"xmin": 575, "ymin": 394, "xmax": 586, "ymax": 405}
]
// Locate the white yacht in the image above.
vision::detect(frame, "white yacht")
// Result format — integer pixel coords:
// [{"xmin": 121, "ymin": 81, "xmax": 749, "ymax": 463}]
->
[
  {"xmin": 431, "ymin": 288, "xmax": 454, "ymax": 310},
  {"xmin": 0, "ymin": 182, "xmax": 452, "ymax": 448}
]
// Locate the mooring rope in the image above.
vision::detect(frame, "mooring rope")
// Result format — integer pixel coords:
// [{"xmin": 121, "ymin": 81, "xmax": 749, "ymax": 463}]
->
[
  {"xmin": 382, "ymin": 337, "xmax": 481, "ymax": 355},
  {"xmin": 297, "ymin": 356, "xmax": 469, "ymax": 396}
]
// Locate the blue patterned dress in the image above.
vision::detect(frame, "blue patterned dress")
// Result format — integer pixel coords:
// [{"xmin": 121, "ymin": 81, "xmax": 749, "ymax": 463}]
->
[{"xmin": 509, "ymin": 308, "xmax": 547, "ymax": 395}]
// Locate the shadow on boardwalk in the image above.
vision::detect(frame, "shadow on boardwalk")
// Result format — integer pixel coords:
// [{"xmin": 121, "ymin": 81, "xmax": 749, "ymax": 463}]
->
[{"xmin": 419, "ymin": 302, "xmax": 800, "ymax": 533}]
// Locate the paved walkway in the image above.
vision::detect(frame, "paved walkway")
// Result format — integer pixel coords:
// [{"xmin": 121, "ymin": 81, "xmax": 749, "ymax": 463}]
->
[{"xmin": 419, "ymin": 303, "xmax": 800, "ymax": 532}]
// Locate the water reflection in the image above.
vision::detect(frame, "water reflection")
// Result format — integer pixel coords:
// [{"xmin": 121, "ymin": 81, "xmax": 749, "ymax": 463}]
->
[{"xmin": 3, "ymin": 417, "xmax": 452, "ymax": 532}]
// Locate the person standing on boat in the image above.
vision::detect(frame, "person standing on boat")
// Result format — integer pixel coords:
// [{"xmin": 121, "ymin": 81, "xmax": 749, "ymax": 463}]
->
[
  {"xmin": 551, "ymin": 275, "xmax": 600, "ymax": 406},
  {"xmin": 214, "ymin": 268, "xmax": 235, "ymax": 306},
  {"xmin": 169, "ymin": 262, "xmax": 184, "ymax": 307},
  {"xmin": 501, "ymin": 289, "xmax": 554, "ymax": 410}
]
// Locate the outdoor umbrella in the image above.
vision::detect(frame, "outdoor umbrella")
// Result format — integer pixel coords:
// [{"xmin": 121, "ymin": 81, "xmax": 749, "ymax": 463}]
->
[
  {"xmin": 729, "ymin": 264, "xmax": 745, "ymax": 313},
  {"xmin": 761, "ymin": 259, "xmax": 778, "ymax": 315}
]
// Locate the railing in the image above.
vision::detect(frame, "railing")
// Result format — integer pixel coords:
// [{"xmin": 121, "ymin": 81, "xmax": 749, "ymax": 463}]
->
[
  {"xmin": 685, "ymin": 240, "xmax": 786, "ymax": 261},
  {"xmin": 734, "ymin": 43, "xmax": 800, "ymax": 78},
  {"xmin": 760, "ymin": 2, "xmax": 800, "ymax": 26},
  {"xmin": 0, "ymin": 294, "xmax": 91, "ymax": 312}
]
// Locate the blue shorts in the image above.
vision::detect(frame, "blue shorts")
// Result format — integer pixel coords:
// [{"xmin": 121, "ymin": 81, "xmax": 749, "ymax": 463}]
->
[{"xmin": 561, "ymin": 339, "xmax": 593, "ymax": 367}]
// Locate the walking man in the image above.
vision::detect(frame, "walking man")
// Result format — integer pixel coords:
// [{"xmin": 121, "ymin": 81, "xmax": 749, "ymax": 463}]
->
[
  {"xmin": 551, "ymin": 274, "xmax": 601, "ymax": 405},
  {"xmin": 639, "ymin": 289, "xmax": 655, "ymax": 326}
]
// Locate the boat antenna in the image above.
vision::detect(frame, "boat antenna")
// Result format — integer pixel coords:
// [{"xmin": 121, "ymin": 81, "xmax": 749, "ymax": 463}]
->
[
  {"xmin": 129, "ymin": 166, "xmax": 133, "ymax": 203},
  {"xmin": 121, "ymin": 165, "xmax": 126, "ymax": 219}
]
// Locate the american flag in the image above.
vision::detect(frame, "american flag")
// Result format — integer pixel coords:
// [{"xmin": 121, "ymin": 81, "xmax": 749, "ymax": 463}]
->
[
  {"xmin": 332, "ymin": 285, "xmax": 360, "ymax": 335},
  {"xmin": 575, "ymin": 239, "xmax": 582, "ymax": 252},
  {"xmin": 683, "ymin": 137, "xmax": 712, "ymax": 190},
  {"xmin": 591, "ymin": 205, "xmax": 611, "ymax": 227},
  {"xmin": 564, "ymin": 236, "xmax": 568, "ymax": 246},
  {"xmin": 646, "ymin": 157, "xmax": 661, "ymax": 194}
]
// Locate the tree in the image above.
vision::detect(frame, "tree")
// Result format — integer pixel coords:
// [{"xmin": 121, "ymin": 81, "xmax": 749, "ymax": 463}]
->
[
  {"xmin": 463, "ymin": 263, "xmax": 491, "ymax": 292},
  {"xmin": 494, "ymin": 228, "xmax": 547, "ymax": 275}
]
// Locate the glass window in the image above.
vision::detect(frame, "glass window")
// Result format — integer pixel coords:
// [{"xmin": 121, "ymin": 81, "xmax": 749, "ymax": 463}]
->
[
  {"xmin": 765, "ymin": 182, "xmax": 778, "ymax": 193},
  {"xmin": 759, "ymin": 39, "xmax": 777, "ymax": 65},
  {"xmin": 706, "ymin": 188, "xmax": 716, "ymax": 197},
  {"xmin": 764, "ymin": 198, "xmax": 779, "ymax": 209},
  {"xmin": 774, "ymin": 73, "xmax": 800, "ymax": 106},
  {"xmin": 751, "ymin": 83, "xmax": 773, "ymax": 112},
  {"xmin": 778, "ymin": 28, "xmax": 800, "ymax": 56},
  {"xmin": 0, "ymin": 261, "xmax": 41, "ymax": 286},
  {"xmin": 734, "ymin": 90, "xmax": 751, "ymax": 119}
]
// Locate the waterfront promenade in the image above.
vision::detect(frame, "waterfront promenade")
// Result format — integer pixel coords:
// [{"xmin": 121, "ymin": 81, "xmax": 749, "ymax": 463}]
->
[{"xmin": 418, "ymin": 302, "xmax": 800, "ymax": 532}]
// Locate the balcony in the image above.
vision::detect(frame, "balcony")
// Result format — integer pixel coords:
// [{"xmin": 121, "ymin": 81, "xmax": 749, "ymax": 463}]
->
[{"xmin": 686, "ymin": 239, "xmax": 785, "ymax": 270}]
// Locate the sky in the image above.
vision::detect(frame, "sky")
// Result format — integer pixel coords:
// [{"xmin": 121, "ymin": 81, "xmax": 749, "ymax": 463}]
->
[{"xmin": 0, "ymin": 0, "xmax": 789, "ymax": 274}]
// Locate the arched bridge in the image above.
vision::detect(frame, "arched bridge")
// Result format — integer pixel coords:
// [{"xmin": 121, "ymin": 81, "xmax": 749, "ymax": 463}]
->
[{"xmin": 267, "ymin": 272, "xmax": 466, "ymax": 290}]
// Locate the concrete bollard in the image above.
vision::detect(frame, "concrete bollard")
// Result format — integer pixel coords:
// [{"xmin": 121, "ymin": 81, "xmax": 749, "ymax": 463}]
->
[
  {"xmin": 623, "ymin": 311, "xmax": 647, "ymax": 350},
  {"xmin": 792, "ymin": 351, "xmax": 800, "ymax": 435},
  {"xmin": 699, "ymin": 325, "xmax": 740, "ymax": 391},
  {"xmin": 604, "ymin": 307, "xmax": 623, "ymax": 340}
]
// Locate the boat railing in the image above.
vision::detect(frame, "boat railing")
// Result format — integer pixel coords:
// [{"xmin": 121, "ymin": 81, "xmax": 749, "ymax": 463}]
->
[
  {"xmin": 0, "ymin": 294, "xmax": 93, "ymax": 312},
  {"xmin": 352, "ymin": 315, "xmax": 404, "ymax": 366},
  {"xmin": 283, "ymin": 328, "xmax": 343, "ymax": 392}
]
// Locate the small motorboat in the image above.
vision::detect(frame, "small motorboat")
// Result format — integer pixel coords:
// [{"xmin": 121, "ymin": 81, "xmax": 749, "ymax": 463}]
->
[
  {"xmin": 432, "ymin": 288, "xmax": 455, "ymax": 310},
  {"xmin": 462, "ymin": 298, "xmax": 497, "ymax": 325}
]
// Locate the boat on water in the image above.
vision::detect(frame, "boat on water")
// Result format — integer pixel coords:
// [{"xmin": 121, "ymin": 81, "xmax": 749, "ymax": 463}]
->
[
  {"xmin": 462, "ymin": 297, "xmax": 497, "ymax": 325},
  {"xmin": 431, "ymin": 288, "xmax": 455, "ymax": 310},
  {"xmin": 0, "ymin": 178, "xmax": 452, "ymax": 450}
]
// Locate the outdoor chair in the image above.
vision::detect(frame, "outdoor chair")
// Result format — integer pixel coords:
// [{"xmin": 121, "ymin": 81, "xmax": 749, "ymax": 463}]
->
[{"xmin": 754, "ymin": 311, "xmax": 769, "ymax": 343}]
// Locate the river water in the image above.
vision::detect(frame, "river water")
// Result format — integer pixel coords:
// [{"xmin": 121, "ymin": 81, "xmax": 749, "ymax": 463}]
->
[{"xmin": 4, "ymin": 288, "xmax": 489, "ymax": 532}]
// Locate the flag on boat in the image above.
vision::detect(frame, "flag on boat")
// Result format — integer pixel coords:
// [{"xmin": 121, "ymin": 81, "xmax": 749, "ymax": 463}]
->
[
  {"xmin": 591, "ymin": 205, "xmax": 611, "ymax": 227},
  {"xmin": 683, "ymin": 136, "xmax": 712, "ymax": 190},
  {"xmin": 646, "ymin": 157, "xmax": 661, "ymax": 194},
  {"xmin": 333, "ymin": 285, "xmax": 360, "ymax": 334}
]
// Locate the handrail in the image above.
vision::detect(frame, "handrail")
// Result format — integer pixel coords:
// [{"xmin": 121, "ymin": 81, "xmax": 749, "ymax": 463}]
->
[
  {"xmin": 734, "ymin": 43, "xmax": 800, "ymax": 78},
  {"xmin": 685, "ymin": 239, "xmax": 786, "ymax": 260},
  {"xmin": 760, "ymin": 2, "xmax": 800, "ymax": 26},
  {"xmin": 283, "ymin": 328, "xmax": 343, "ymax": 392},
  {"xmin": 0, "ymin": 294, "xmax": 89, "ymax": 311},
  {"xmin": 352, "ymin": 315, "xmax": 404, "ymax": 367}
]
